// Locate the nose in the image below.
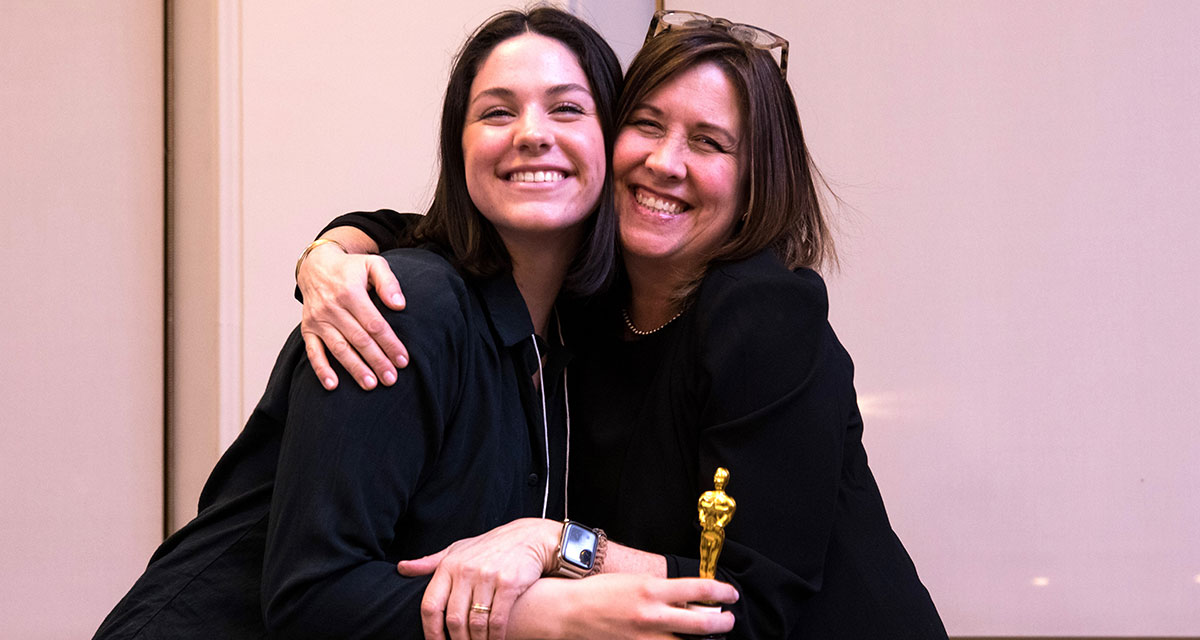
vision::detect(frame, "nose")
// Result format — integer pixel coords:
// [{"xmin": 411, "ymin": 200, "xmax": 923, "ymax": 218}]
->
[
  {"xmin": 514, "ymin": 110, "xmax": 553, "ymax": 153},
  {"xmin": 644, "ymin": 138, "xmax": 685, "ymax": 181}
]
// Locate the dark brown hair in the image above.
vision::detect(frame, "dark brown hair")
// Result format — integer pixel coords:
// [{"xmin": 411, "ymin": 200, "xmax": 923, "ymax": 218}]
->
[
  {"xmin": 618, "ymin": 27, "xmax": 835, "ymax": 277},
  {"xmin": 415, "ymin": 7, "xmax": 622, "ymax": 296}
]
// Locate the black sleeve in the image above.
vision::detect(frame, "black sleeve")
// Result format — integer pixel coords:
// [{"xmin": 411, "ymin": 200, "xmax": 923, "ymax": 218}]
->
[
  {"xmin": 317, "ymin": 209, "xmax": 423, "ymax": 253},
  {"xmin": 294, "ymin": 209, "xmax": 425, "ymax": 302},
  {"xmin": 666, "ymin": 262, "xmax": 848, "ymax": 639},
  {"xmin": 262, "ymin": 252, "xmax": 469, "ymax": 638}
]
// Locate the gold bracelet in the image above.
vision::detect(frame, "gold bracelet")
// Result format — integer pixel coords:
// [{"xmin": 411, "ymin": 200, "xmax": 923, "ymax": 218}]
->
[{"xmin": 294, "ymin": 238, "xmax": 349, "ymax": 280}]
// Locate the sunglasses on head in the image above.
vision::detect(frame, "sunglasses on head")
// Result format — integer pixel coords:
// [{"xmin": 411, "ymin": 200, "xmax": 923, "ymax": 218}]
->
[{"xmin": 645, "ymin": 9, "xmax": 789, "ymax": 78}]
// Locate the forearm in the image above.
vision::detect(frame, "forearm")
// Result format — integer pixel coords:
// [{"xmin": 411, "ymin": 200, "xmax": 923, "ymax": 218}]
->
[
  {"xmin": 600, "ymin": 540, "xmax": 667, "ymax": 577},
  {"xmin": 264, "ymin": 563, "xmax": 430, "ymax": 638},
  {"xmin": 505, "ymin": 578, "xmax": 572, "ymax": 639},
  {"xmin": 319, "ymin": 225, "xmax": 378, "ymax": 255},
  {"xmin": 316, "ymin": 209, "xmax": 422, "ymax": 253},
  {"xmin": 505, "ymin": 574, "xmax": 738, "ymax": 640}
]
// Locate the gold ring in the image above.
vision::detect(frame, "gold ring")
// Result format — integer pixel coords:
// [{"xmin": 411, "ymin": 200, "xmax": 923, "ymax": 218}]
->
[{"xmin": 470, "ymin": 603, "xmax": 491, "ymax": 614}]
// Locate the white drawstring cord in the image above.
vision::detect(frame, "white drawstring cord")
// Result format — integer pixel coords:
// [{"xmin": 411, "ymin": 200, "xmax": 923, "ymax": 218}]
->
[
  {"xmin": 532, "ymin": 309, "xmax": 572, "ymax": 520},
  {"xmin": 556, "ymin": 311, "xmax": 570, "ymax": 520},
  {"xmin": 531, "ymin": 334, "xmax": 551, "ymax": 519}
]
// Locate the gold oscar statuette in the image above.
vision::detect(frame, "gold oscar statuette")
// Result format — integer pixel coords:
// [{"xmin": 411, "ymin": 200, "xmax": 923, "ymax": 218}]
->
[
  {"xmin": 683, "ymin": 467, "xmax": 736, "ymax": 640},
  {"xmin": 697, "ymin": 466, "xmax": 736, "ymax": 579}
]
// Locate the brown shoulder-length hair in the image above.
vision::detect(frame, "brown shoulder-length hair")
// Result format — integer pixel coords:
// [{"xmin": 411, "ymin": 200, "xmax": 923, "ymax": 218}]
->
[
  {"xmin": 618, "ymin": 27, "xmax": 835, "ymax": 277},
  {"xmin": 413, "ymin": 7, "xmax": 622, "ymax": 297}
]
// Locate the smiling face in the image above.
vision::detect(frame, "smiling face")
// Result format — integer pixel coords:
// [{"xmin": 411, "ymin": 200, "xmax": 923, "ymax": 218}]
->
[
  {"xmin": 613, "ymin": 61, "xmax": 747, "ymax": 279},
  {"xmin": 462, "ymin": 33, "xmax": 606, "ymax": 248}
]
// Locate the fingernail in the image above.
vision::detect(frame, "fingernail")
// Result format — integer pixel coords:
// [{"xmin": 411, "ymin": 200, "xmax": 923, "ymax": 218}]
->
[
  {"xmin": 396, "ymin": 354, "xmax": 408, "ymax": 368},
  {"xmin": 383, "ymin": 371, "xmax": 396, "ymax": 385},
  {"xmin": 323, "ymin": 377, "xmax": 336, "ymax": 390},
  {"xmin": 363, "ymin": 375, "xmax": 377, "ymax": 388},
  {"xmin": 391, "ymin": 294, "xmax": 405, "ymax": 307}
]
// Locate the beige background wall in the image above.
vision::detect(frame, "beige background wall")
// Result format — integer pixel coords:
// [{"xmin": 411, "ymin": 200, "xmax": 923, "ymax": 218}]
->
[
  {"xmin": 1, "ymin": 0, "xmax": 1196, "ymax": 637},
  {"xmin": 0, "ymin": 2, "xmax": 164, "ymax": 638},
  {"xmin": 741, "ymin": 1, "xmax": 1200, "ymax": 634}
]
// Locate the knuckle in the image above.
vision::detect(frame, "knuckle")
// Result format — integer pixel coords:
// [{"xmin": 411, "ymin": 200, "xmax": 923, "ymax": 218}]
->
[
  {"xmin": 344, "ymin": 328, "xmax": 372, "ymax": 348},
  {"xmin": 444, "ymin": 612, "xmax": 467, "ymax": 632},
  {"xmin": 333, "ymin": 288, "xmax": 359, "ymax": 306},
  {"xmin": 326, "ymin": 338, "xmax": 351, "ymax": 357},
  {"xmin": 420, "ymin": 600, "xmax": 442, "ymax": 619},
  {"xmin": 631, "ymin": 604, "xmax": 658, "ymax": 628},
  {"xmin": 460, "ymin": 565, "xmax": 484, "ymax": 582},
  {"xmin": 495, "ymin": 569, "xmax": 522, "ymax": 591},
  {"xmin": 363, "ymin": 316, "xmax": 389, "ymax": 336}
]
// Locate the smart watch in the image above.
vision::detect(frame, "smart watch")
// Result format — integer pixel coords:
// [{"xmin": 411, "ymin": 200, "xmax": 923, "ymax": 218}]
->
[{"xmin": 551, "ymin": 520, "xmax": 607, "ymax": 578}]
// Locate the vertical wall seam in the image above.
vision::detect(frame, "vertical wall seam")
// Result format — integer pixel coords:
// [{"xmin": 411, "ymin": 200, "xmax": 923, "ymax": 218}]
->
[
  {"xmin": 217, "ymin": 0, "xmax": 245, "ymax": 450},
  {"xmin": 162, "ymin": 0, "xmax": 173, "ymax": 542}
]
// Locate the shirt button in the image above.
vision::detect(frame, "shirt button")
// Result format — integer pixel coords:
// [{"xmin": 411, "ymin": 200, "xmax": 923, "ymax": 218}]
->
[{"xmin": 527, "ymin": 473, "xmax": 540, "ymax": 487}]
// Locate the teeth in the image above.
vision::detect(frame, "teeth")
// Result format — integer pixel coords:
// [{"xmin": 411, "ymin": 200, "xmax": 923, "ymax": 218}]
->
[
  {"xmin": 635, "ymin": 189, "xmax": 681, "ymax": 214},
  {"xmin": 509, "ymin": 170, "xmax": 565, "ymax": 183}
]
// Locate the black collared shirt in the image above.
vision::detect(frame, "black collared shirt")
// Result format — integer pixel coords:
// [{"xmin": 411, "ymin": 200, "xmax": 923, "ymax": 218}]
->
[{"xmin": 95, "ymin": 248, "xmax": 568, "ymax": 639}]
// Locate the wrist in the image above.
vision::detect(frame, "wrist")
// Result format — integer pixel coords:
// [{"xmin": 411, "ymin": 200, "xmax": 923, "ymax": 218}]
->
[
  {"xmin": 540, "ymin": 518, "xmax": 562, "ymax": 574},
  {"xmin": 295, "ymin": 237, "xmax": 348, "ymax": 280},
  {"xmin": 549, "ymin": 519, "xmax": 606, "ymax": 578}
]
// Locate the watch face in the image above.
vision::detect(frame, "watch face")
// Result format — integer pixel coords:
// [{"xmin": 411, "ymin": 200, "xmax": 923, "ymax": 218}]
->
[{"xmin": 562, "ymin": 523, "xmax": 598, "ymax": 570}]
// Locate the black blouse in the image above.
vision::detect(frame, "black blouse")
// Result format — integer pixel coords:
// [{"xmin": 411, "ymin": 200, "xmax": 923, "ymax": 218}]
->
[
  {"xmin": 95, "ymin": 248, "xmax": 568, "ymax": 639},
  {"xmin": 565, "ymin": 251, "xmax": 946, "ymax": 639}
]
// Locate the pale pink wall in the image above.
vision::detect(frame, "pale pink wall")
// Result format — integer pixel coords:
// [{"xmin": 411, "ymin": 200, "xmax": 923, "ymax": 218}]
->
[
  {"xmin": 681, "ymin": 0, "xmax": 1200, "ymax": 635},
  {"xmin": 0, "ymin": 2, "xmax": 164, "ymax": 638}
]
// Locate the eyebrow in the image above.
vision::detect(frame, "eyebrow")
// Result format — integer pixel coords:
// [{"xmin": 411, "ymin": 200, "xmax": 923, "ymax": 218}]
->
[
  {"xmin": 470, "ymin": 83, "xmax": 593, "ymax": 107},
  {"xmin": 632, "ymin": 103, "xmax": 739, "ymax": 142}
]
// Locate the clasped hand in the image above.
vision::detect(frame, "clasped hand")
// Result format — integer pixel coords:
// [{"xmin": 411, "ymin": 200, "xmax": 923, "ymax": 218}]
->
[
  {"xmin": 397, "ymin": 518, "xmax": 557, "ymax": 640},
  {"xmin": 396, "ymin": 518, "xmax": 738, "ymax": 640}
]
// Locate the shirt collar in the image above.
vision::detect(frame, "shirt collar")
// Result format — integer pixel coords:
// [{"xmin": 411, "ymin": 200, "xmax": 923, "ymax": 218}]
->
[{"xmin": 475, "ymin": 270, "xmax": 535, "ymax": 348}]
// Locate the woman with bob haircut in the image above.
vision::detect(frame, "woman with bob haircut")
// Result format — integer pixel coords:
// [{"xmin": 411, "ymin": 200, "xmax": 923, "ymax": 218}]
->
[
  {"xmin": 297, "ymin": 9, "xmax": 948, "ymax": 640},
  {"xmin": 93, "ymin": 8, "xmax": 738, "ymax": 639}
]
